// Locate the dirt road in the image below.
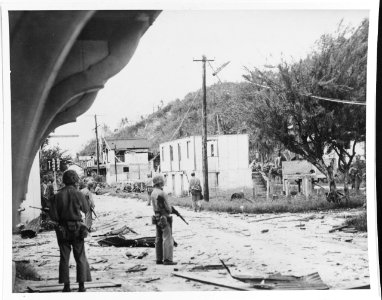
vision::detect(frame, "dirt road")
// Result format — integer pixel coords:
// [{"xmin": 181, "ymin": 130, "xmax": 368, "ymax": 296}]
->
[{"xmin": 13, "ymin": 193, "xmax": 369, "ymax": 292}]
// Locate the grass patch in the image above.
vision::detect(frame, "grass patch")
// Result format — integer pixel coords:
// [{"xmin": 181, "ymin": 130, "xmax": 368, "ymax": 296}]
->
[
  {"xmin": 344, "ymin": 211, "xmax": 367, "ymax": 232},
  {"xmin": 15, "ymin": 261, "xmax": 41, "ymax": 281},
  {"xmin": 102, "ymin": 186, "xmax": 366, "ymax": 214}
]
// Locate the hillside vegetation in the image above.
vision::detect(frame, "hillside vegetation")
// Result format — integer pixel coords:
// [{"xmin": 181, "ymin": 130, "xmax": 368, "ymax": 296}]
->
[{"xmin": 80, "ymin": 81, "xmax": 265, "ymax": 161}]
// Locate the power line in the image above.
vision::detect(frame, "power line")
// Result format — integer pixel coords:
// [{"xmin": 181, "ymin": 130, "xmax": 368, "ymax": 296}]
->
[
  {"xmin": 303, "ymin": 94, "xmax": 366, "ymax": 106},
  {"xmin": 249, "ymin": 81, "xmax": 366, "ymax": 106},
  {"xmin": 170, "ymin": 90, "xmax": 201, "ymax": 141}
]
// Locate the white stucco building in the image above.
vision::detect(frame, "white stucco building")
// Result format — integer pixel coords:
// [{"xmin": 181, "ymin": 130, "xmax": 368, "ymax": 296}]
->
[
  {"xmin": 159, "ymin": 134, "xmax": 252, "ymax": 196},
  {"xmin": 102, "ymin": 138, "xmax": 150, "ymax": 184}
]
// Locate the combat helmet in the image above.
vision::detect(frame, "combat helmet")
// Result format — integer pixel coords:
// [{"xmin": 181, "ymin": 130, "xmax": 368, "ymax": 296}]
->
[
  {"xmin": 62, "ymin": 170, "xmax": 80, "ymax": 185},
  {"xmin": 152, "ymin": 174, "xmax": 165, "ymax": 186}
]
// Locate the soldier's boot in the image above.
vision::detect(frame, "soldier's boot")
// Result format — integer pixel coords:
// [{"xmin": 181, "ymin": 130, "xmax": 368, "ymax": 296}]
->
[
  {"xmin": 163, "ymin": 260, "xmax": 177, "ymax": 265},
  {"xmin": 62, "ymin": 283, "xmax": 71, "ymax": 292},
  {"xmin": 78, "ymin": 282, "xmax": 86, "ymax": 292}
]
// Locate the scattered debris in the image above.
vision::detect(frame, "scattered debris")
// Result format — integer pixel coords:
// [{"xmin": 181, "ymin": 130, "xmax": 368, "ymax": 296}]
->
[
  {"xmin": 98, "ymin": 236, "xmax": 178, "ymax": 248},
  {"xmin": 92, "ymin": 258, "xmax": 109, "ymax": 264},
  {"xmin": 173, "ymin": 273, "xmax": 249, "ymax": 291},
  {"xmin": 37, "ymin": 261, "xmax": 48, "ymax": 267},
  {"xmin": 144, "ymin": 277, "xmax": 160, "ymax": 283},
  {"xmin": 13, "ymin": 240, "xmax": 50, "ymax": 249},
  {"xmin": 261, "ymin": 229, "xmax": 269, "ymax": 233},
  {"xmin": 341, "ymin": 228, "xmax": 358, "ymax": 233},
  {"xmin": 27, "ymin": 281, "xmax": 121, "ymax": 293},
  {"xmin": 189, "ymin": 264, "xmax": 235, "ymax": 272},
  {"xmin": 20, "ymin": 216, "xmax": 41, "ymax": 238},
  {"xmin": 249, "ymin": 215, "xmax": 289, "ymax": 223},
  {"xmin": 346, "ymin": 285, "xmax": 370, "ymax": 289},
  {"xmin": 329, "ymin": 225, "xmax": 349, "ymax": 233},
  {"xmin": 219, "ymin": 259, "xmax": 329, "ymax": 290},
  {"xmin": 92, "ymin": 225, "xmax": 138, "ymax": 237},
  {"xmin": 136, "ymin": 251, "xmax": 149, "ymax": 259},
  {"xmin": 298, "ymin": 215, "xmax": 324, "ymax": 222},
  {"xmin": 98, "ymin": 236, "xmax": 155, "ymax": 247},
  {"xmin": 126, "ymin": 264, "xmax": 147, "ymax": 273}
]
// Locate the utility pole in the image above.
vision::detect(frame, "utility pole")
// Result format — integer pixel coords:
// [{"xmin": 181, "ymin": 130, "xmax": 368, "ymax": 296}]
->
[
  {"xmin": 114, "ymin": 144, "xmax": 118, "ymax": 183},
  {"xmin": 94, "ymin": 114, "xmax": 100, "ymax": 175},
  {"xmin": 194, "ymin": 55, "xmax": 214, "ymax": 202}
]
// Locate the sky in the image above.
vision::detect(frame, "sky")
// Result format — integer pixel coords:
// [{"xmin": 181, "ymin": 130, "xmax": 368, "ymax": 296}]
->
[{"xmin": 52, "ymin": 9, "xmax": 369, "ymax": 156}]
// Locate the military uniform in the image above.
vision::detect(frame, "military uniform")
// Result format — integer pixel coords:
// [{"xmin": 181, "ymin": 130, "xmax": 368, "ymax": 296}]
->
[
  {"xmin": 80, "ymin": 187, "xmax": 95, "ymax": 231},
  {"xmin": 49, "ymin": 185, "xmax": 92, "ymax": 285},
  {"xmin": 151, "ymin": 187, "xmax": 174, "ymax": 264},
  {"xmin": 189, "ymin": 176, "xmax": 202, "ymax": 212}
]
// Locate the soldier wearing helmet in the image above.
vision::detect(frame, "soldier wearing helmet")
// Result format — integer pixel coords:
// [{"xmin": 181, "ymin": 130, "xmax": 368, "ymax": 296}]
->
[
  {"xmin": 49, "ymin": 170, "xmax": 92, "ymax": 292},
  {"xmin": 150, "ymin": 174, "xmax": 177, "ymax": 265},
  {"xmin": 81, "ymin": 182, "xmax": 95, "ymax": 232}
]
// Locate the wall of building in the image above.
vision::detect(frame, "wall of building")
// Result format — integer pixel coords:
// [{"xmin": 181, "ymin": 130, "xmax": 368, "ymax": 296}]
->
[
  {"xmin": 105, "ymin": 150, "xmax": 150, "ymax": 184},
  {"xmin": 160, "ymin": 134, "xmax": 252, "ymax": 196},
  {"xmin": 19, "ymin": 153, "xmax": 41, "ymax": 224}
]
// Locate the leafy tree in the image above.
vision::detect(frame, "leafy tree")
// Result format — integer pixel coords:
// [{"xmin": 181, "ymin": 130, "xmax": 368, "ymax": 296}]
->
[
  {"xmin": 243, "ymin": 19, "xmax": 368, "ymax": 203},
  {"xmin": 40, "ymin": 139, "xmax": 72, "ymax": 185}
]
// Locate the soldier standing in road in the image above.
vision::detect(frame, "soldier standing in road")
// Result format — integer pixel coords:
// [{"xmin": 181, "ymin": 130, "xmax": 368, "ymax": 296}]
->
[
  {"xmin": 49, "ymin": 170, "xmax": 92, "ymax": 292},
  {"xmin": 151, "ymin": 175, "xmax": 177, "ymax": 265},
  {"xmin": 81, "ymin": 182, "xmax": 95, "ymax": 232},
  {"xmin": 189, "ymin": 172, "xmax": 203, "ymax": 212},
  {"xmin": 40, "ymin": 175, "xmax": 49, "ymax": 209}
]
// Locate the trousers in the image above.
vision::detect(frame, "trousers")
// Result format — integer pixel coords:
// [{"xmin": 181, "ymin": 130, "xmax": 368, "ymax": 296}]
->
[
  {"xmin": 191, "ymin": 192, "xmax": 202, "ymax": 212},
  {"xmin": 155, "ymin": 221, "xmax": 173, "ymax": 262},
  {"xmin": 56, "ymin": 229, "xmax": 91, "ymax": 284},
  {"xmin": 84, "ymin": 211, "xmax": 92, "ymax": 230}
]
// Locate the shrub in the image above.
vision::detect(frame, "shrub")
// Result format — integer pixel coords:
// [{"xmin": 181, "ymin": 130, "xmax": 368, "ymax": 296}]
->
[{"xmin": 344, "ymin": 211, "xmax": 367, "ymax": 232}]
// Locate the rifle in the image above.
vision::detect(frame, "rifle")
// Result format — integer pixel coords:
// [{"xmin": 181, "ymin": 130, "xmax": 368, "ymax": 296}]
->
[
  {"xmin": 171, "ymin": 206, "xmax": 189, "ymax": 225},
  {"xmin": 91, "ymin": 207, "xmax": 98, "ymax": 220},
  {"xmin": 29, "ymin": 206, "xmax": 49, "ymax": 212}
]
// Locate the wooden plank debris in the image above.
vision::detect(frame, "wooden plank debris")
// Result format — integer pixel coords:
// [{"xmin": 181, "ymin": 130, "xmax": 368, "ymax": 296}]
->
[
  {"xmin": 341, "ymin": 228, "xmax": 357, "ymax": 233},
  {"xmin": 172, "ymin": 273, "xmax": 249, "ymax": 291},
  {"xmin": 248, "ymin": 215, "xmax": 289, "ymax": 223},
  {"xmin": 126, "ymin": 264, "xmax": 147, "ymax": 273},
  {"xmin": 92, "ymin": 225, "xmax": 138, "ymax": 237},
  {"xmin": 27, "ymin": 281, "xmax": 122, "ymax": 293},
  {"xmin": 189, "ymin": 264, "xmax": 235, "ymax": 272},
  {"xmin": 171, "ymin": 273, "xmax": 249, "ymax": 291},
  {"xmin": 329, "ymin": 225, "xmax": 349, "ymax": 233},
  {"xmin": 144, "ymin": 277, "xmax": 160, "ymax": 283}
]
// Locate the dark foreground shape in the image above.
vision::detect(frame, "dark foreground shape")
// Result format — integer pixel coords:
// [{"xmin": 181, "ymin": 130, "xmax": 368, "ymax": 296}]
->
[
  {"xmin": 20, "ymin": 216, "xmax": 41, "ymax": 239},
  {"xmin": 97, "ymin": 236, "xmax": 178, "ymax": 248}
]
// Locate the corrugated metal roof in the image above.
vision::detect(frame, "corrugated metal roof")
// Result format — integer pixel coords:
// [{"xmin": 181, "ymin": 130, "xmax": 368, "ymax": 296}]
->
[{"xmin": 105, "ymin": 138, "xmax": 150, "ymax": 150}]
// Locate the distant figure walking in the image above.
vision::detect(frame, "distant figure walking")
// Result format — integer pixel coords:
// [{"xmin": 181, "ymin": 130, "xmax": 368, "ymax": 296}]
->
[
  {"xmin": 189, "ymin": 172, "xmax": 203, "ymax": 212},
  {"xmin": 49, "ymin": 170, "xmax": 92, "ymax": 292},
  {"xmin": 81, "ymin": 182, "xmax": 95, "ymax": 232}
]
